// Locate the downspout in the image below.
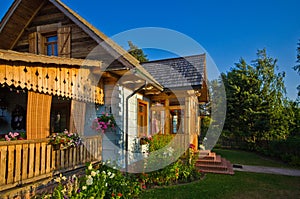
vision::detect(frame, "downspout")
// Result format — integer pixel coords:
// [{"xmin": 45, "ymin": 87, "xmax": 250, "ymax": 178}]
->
[{"xmin": 125, "ymin": 82, "xmax": 147, "ymax": 173}]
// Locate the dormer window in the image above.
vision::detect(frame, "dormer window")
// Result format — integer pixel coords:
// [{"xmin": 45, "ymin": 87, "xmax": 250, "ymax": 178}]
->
[{"xmin": 45, "ymin": 35, "xmax": 58, "ymax": 56}]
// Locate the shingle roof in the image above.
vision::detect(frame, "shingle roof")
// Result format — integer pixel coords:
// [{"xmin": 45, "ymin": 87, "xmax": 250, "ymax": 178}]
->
[{"xmin": 142, "ymin": 54, "xmax": 206, "ymax": 89}]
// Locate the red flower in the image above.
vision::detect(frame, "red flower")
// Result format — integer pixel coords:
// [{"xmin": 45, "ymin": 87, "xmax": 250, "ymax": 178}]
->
[
  {"xmin": 189, "ymin": 143, "xmax": 195, "ymax": 149},
  {"xmin": 117, "ymin": 193, "xmax": 123, "ymax": 197},
  {"xmin": 112, "ymin": 193, "xmax": 115, "ymax": 197}
]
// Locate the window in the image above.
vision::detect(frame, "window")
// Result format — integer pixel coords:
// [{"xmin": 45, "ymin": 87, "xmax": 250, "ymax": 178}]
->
[
  {"xmin": 50, "ymin": 96, "xmax": 71, "ymax": 133},
  {"xmin": 29, "ymin": 26, "xmax": 71, "ymax": 57},
  {"xmin": 170, "ymin": 109, "xmax": 184, "ymax": 134},
  {"xmin": 45, "ymin": 35, "xmax": 58, "ymax": 56}
]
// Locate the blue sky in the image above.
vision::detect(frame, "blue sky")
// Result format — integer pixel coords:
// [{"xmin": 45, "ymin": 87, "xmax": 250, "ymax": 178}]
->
[{"xmin": 0, "ymin": 0, "xmax": 299, "ymax": 99}]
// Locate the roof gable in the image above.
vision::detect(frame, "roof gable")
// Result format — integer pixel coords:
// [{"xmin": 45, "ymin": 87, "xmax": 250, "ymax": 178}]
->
[{"xmin": 0, "ymin": 0, "xmax": 163, "ymax": 90}]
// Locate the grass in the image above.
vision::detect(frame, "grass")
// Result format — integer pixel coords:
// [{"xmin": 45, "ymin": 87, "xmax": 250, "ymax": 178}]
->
[
  {"xmin": 139, "ymin": 149, "xmax": 300, "ymax": 199},
  {"xmin": 139, "ymin": 172, "xmax": 300, "ymax": 199},
  {"xmin": 212, "ymin": 148, "xmax": 291, "ymax": 168}
]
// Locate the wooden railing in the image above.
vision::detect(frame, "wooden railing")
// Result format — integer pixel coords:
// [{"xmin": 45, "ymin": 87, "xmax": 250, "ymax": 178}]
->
[{"xmin": 0, "ymin": 135, "xmax": 101, "ymax": 192}]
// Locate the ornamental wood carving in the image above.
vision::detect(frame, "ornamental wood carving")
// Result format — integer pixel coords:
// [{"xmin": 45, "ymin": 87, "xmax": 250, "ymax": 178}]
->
[{"xmin": 0, "ymin": 63, "xmax": 104, "ymax": 104}]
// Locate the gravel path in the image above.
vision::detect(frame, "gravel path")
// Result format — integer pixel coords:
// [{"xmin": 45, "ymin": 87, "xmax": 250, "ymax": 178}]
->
[{"xmin": 233, "ymin": 165, "xmax": 300, "ymax": 176}]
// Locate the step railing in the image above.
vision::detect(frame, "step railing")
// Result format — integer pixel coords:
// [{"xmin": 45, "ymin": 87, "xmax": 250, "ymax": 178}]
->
[{"xmin": 0, "ymin": 135, "xmax": 101, "ymax": 192}]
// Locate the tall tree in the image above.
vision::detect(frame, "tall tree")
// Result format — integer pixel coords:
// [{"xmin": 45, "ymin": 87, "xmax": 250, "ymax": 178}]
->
[
  {"xmin": 293, "ymin": 40, "xmax": 300, "ymax": 98},
  {"xmin": 127, "ymin": 41, "xmax": 149, "ymax": 63},
  {"xmin": 223, "ymin": 49, "xmax": 289, "ymax": 146}
]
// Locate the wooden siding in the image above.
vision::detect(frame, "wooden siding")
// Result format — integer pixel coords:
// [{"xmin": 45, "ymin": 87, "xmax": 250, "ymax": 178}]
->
[
  {"xmin": 12, "ymin": 1, "xmax": 101, "ymax": 60},
  {"xmin": 0, "ymin": 136, "xmax": 101, "ymax": 193},
  {"xmin": 0, "ymin": 0, "xmax": 44, "ymax": 49}
]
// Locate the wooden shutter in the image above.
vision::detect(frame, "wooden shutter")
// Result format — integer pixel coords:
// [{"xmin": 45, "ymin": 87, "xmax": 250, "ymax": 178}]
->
[
  {"xmin": 28, "ymin": 32, "xmax": 38, "ymax": 54},
  {"xmin": 26, "ymin": 91, "xmax": 52, "ymax": 139},
  {"xmin": 69, "ymin": 100, "xmax": 86, "ymax": 135},
  {"xmin": 58, "ymin": 26, "xmax": 71, "ymax": 58},
  {"xmin": 37, "ymin": 32, "xmax": 46, "ymax": 55}
]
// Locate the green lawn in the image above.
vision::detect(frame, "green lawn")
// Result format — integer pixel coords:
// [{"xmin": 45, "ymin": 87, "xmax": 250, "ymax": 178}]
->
[
  {"xmin": 139, "ymin": 172, "xmax": 300, "ymax": 199},
  {"xmin": 139, "ymin": 149, "xmax": 300, "ymax": 199},
  {"xmin": 212, "ymin": 148, "xmax": 291, "ymax": 168}
]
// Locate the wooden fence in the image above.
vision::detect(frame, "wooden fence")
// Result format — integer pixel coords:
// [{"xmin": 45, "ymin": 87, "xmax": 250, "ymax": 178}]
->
[{"xmin": 0, "ymin": 135, "xmax": 101, "ymax": 192}]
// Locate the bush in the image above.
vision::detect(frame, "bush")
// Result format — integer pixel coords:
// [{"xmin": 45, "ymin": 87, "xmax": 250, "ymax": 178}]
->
[
  {"xmin": 37, "ymin": 162, "xmax": 141, "ymax": 199},
  {"xmin": 148, "ymin": 134, "xmax": 174, "ymax": 152}
]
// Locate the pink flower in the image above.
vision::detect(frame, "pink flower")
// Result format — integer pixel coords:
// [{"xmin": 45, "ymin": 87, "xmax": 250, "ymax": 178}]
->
[
  {"xmin": 105, "ymin": 113, "xmax": 109, "ymax": 116},
  {"xmin": 13, "ymin": 132, "xmax": 19, "ymax": 137},
  {"xmin": 9, "ymin": 132, "xmax": 14, "ymax": 138},
  {"xmin": 5, "ymin": 135, "xmax": 11, "ymax": 141}
]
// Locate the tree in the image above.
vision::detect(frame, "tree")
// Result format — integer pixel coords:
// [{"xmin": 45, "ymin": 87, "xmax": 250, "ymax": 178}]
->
[
  {"xmin": 222, "ymin": 49, "xmax": 290, "ymax": 147},
  {"xmin": 127, "ymin": 41, "xmax": 149, "ymax": 63},
  {"xmin": 293, "ymin": 40, "xmax": 300, "ymax": 98}
]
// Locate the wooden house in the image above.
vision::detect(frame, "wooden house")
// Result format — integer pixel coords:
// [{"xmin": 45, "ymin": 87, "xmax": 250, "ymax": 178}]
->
[{"xmin": 0, "ymin": 0, "xmax": 208, "ymax": 196}]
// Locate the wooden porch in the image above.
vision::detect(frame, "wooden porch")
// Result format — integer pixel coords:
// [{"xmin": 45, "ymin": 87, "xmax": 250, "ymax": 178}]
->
[{"xmin": 0, "ymin": 135, "xmax": 101, "ymax": 197}]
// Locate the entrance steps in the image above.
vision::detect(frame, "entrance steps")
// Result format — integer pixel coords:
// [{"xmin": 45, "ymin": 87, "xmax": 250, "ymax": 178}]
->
[{"xmin": 195, "ymin": 150, "xmax": 234, "ymax": 175}]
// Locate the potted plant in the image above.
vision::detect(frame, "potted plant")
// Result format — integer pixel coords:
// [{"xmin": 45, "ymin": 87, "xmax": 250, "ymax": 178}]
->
[
  {"xmin": 91, "ymin": 112, "xmax": 116, "ymax": 133},
  {"xmin": 48, "ymin": 129, "xmax": 82, "ymax": 150},
  {"xmin": 0, "ymin": 131, "xmax": 26, "ymax": 141}
]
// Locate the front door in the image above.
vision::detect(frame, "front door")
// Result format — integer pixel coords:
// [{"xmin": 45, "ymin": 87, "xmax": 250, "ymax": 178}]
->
[{"xmin": 137, "ymin": 100, "xmax": 148, "ymax": 137}]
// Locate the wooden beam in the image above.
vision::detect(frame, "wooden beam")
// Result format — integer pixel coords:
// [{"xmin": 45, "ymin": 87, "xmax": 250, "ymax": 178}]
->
[{"xmin": 10, "ymin": 0, "xmax": 46, "ymax": 49}]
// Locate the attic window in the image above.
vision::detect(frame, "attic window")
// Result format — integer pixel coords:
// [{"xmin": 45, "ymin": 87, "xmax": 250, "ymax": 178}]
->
[{"xmin": 45, "ymin": 35, "xmax": 58, "ymax": 56}]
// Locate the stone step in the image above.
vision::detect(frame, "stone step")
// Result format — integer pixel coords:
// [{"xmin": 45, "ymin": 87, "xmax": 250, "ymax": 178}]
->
[
  {"xmin": 196, "ymin": 155, "xmax": 222, "ymax": 164},
  {"xmin": 198, "ymin": 168, "xmax": 234, "ymax": 175},
  {"xmin": 199, "ymin": 152, "xmax": 217, "ymax": 160},
  {"xmin": 195, "ymin": 150, "xmax": 234, "ymax": 175},
  {"xmin": 196, "ymin": 163, "xmax": 228, "ymax": 171}
]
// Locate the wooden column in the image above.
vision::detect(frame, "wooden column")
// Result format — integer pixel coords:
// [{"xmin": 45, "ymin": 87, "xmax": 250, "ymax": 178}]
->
[{"xmin": 165, "ymin": 99, "xmax": 170, "ymax": 135}]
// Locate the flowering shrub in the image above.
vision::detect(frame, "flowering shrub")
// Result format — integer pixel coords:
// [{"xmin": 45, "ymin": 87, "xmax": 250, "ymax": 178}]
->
[
  {"xmin": 137, "ymin": 157, "xmax": 202, "ymax": 189},
  {"xmin": 48, "ymin": 129, "xmax": 82, "ymax": 149},
  {"xmin": 148, "ymin": 134, "xmax": 174, "ymax": 152},
  {"xmin": 91, "ymin": 113, "xmax": 116, "ymax": 133},
  {"xmin": 38, "ymin": 162, "xmax": 141, "ymax": 199},
  {"xmin": 0, "ymin": 131, "xmax": 26, "ymax": 141}
]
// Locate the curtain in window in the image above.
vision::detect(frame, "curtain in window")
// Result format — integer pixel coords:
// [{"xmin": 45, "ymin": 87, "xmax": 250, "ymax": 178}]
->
[
  {"xmin": 69, "ymin": 100, "xmax": 86, "ymax": 135},
  {"xmin": 26, "ymin": 91, "xmax": 52, "ymax": 139}
]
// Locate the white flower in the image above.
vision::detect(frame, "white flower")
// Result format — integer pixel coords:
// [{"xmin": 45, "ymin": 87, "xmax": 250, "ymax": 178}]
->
[
  {"xmin": 82, "ymin": 186, "xmax": 87, "ymax": 190},
  {"xmin": 91, "ymin": 171, "xmax": 97, "ymax": 177},
  {"xmin": 108, "ymin": 171, "xmax": 111, "ymax": 176},
  {"xmin": 54, "ymin": 177, "xmax": 61, "ymax": 183},
  {"xmin": 86, "ymin": 176, "xmax": 93, "ymax": 185},
  {"xmin": 109, "ymin": 173, "xmax": 115, "ymax": 179},
  {"xmin": 88, "ymin": 164, "xmax": 93, "ymax": 170},
  {"xmin": 96, "ymin": 170, "xmax": 100, "ymax": 174},
  {"xmin": 62, "ymin": 176, "xmax": 67, "ymax": 181},
  {"xmin": 105, "ymin": 183, "xmax": 108, "ymax": 187},
  {"xmin": 102, "ymin": 171, "xmax": 106, "ymax": 175},
  {"xmin": 61, "ymin": 188, "xmax": 67, "ymax": 194}
]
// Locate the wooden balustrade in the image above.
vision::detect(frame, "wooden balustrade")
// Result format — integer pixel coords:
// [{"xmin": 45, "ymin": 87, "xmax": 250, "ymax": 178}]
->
[{"xmin": 0, "ymin": 135, "xmax": 101, "ymax": 192}]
